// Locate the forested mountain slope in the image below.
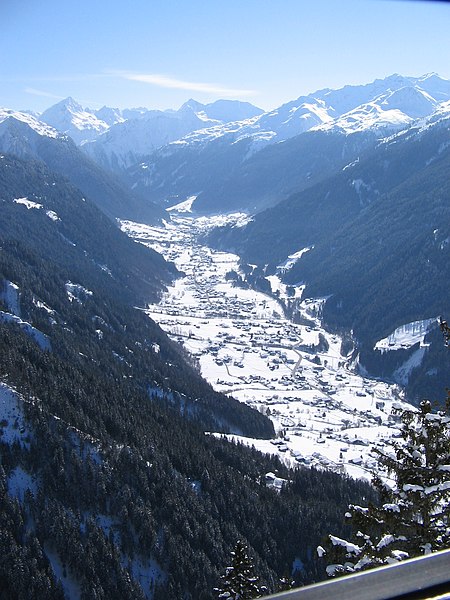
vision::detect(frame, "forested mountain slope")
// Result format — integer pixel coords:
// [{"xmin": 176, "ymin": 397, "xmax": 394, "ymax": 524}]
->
[
  {"xmin": 0, "ymin": 154, "xmax": 273, "ymax": 435},
  {"xmin": 0, "ymin": 153, "xmax": 375, "ymax": 598},
  {"xmin": 126, "ymin": 129, "xmax": 378, "ymax": 214},
  {"xmin": 0, "ymin": 112, "xmax": 164, "ymax": 223}
]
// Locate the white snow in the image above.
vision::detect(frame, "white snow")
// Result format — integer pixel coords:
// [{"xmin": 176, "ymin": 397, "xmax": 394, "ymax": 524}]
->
[
  {"xmin": 0, "ymin": 108, "xmax": 60, "ymax": 138},
  {"xmin": 318, "ymin": 101, "xmax": 413, "ymax": 135},
  {"xmin": 122, "ymin": 213, "xmax": 412, "ymax": 482},
  {"xmin": 0, "ymin": 382, "xmax": 32, "ymax": 448},
  {"xmin": 376, "ymin": 534, "xmax": 396, "ymax": 549},
  {"xmin": 0, "ymin": 280, "xmax": 21, "ymax": 316},
  {"xmin": 390, "ymin": 550, "xmax": 409, "ymax": 561},
  {"xmin": 13, "ymin": 197, "xmax": 43, "ymax": 210},
  {"xmin": 277, "ymin": 247, "xmax": 313, "ymax": 272},
  {"xmin": 65, "ymin": 281, "xmax": 93, "ymax": 303},
  {"xmin": 40, "ymin": 97, "xmax": 109, "ymax": 144},
  {"xmin": 167, "ymin": 195, "xmax": 197, "ymax": 213},
  {"xmin": 46, "ymin": 210, "xmax": 60, "ymax": 221},
  {"xmin": 33, "ymin": 298, "xmax": 55, "ymax": 315},
  {"xmin": 329, "ymin": 535, "xmax": 361, "ymax": 555},
  {"xmin": 375, "ymin": 318, "xmax": 437, "ymax": 352},
  {"xmin": 10, "ymin": 198, "xmax": 61, "ymax": 222},
  {"xmin": 392, "ymin": 347, "xmax": 427, "ymax": 386},
  {"xmin": 424, "ymin": 481, "xmax": 450, "ymax": 495},
  {"xmin": 0, "ymin": 311, "xmax": 51, "ymax": 351}
]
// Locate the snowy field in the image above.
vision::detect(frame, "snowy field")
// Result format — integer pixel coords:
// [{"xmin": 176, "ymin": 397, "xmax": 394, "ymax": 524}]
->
[{"xmin": 121, "ymin": 213, "xmax": 413, "ymax": 482}]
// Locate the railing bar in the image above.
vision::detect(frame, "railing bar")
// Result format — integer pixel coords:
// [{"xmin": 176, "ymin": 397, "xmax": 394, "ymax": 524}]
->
[{"xmin": 262, "ymin": 549, "xmax": 450, "ymax": 600}]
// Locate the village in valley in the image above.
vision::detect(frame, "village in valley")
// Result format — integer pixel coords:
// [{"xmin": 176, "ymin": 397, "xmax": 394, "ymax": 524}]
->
[{"xmin": 121, "ymin": 209, "xmax": 414, "ymax": 483}]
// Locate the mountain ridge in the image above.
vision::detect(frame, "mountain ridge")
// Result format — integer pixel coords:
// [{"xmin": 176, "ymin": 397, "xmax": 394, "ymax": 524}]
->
[{"xmin": 119, "ymin": 72, "xmax": 450, "ymax": 214}]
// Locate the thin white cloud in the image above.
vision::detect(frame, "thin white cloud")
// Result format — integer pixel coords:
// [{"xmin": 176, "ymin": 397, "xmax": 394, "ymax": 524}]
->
[
  {"xmin": 110, "ymin": 71, "xmax": 257, "ymax": 97},
  {"xmin": 24, "ymin": 87, "xmax": 66, "ymax": 100}
]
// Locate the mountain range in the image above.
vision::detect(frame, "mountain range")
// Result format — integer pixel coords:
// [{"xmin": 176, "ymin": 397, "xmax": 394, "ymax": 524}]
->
[
  {"xmin": 4, "ymin": 72, "xmax": 450, "ymax": 219},
  {"xmin": 35, "ymin": 72, "xmax": 450, "ymax": 215},
  {"xmin": 0, "ymin": 108, "xmax": 163, "ymax": 223}
]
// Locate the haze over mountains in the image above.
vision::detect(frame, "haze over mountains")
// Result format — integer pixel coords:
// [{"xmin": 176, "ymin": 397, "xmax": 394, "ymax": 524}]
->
[
  {"xmin": 18, "ymin": 72, "xmax": 447, "ymax": 216},
  {"xmin": 4, "ymin": 72, "xmax": 450, "ymax": 219}
]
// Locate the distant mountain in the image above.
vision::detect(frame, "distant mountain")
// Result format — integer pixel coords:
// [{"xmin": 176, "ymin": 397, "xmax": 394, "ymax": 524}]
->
[
  {"xmin": 94, "ymin": 104, "xmax": 125, "ymax": 126},
  {"xmin": 123, "ymin": 73, "xmax": 450, "ymax": 214},
  {"xmin": 36, "ymin": 95, "xmax": 263, "ymax": 175},
  {"xmin": 40, "ymin": 97, "xmax": 110, "ymax": 144},
  {"xmin": 0, "ymin": 108, "xmax": 164, "ymax": 223},
  {"xmin": 194, "ymin": 98, "xmax": 263, "ymax": 122},
  {"xmin": 128, "ymin": 127, "xmax": 380, "ymax": 214},
  {"xmin": 82, "ymin": 98, "xmax": 263, "ymax": 172},
  {"xmin": 82, "ymin": 103, "xmax": 221, "ymax": 171}
]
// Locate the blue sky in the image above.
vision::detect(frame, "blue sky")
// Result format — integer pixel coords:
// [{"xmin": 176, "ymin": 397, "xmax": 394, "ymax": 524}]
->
[{"xmin": 1, "ymin": 0, "xmax": 450, "ymax": 113}]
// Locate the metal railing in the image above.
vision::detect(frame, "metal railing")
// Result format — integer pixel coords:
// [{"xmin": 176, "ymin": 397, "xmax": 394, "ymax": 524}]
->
[{"xmin": 263, "ymin": 549, "xmax": 450, "ymax": 600}]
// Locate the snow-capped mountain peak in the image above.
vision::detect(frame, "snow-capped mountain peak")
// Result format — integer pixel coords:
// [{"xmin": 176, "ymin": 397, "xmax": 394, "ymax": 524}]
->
[
  {"xmin": 40, "ymin": 97, "xmax": 109, "ymax": 144},
  {"xmin": 379, "ymin": 86, "xmax": 437, "ymax": 119},
  {"xmin": 94, "ymin": 105, "xmax": 125, "ymax": 126},
  {"xmin": 179, "ymin": 98, "xmax": 206, "ymax": 114}
]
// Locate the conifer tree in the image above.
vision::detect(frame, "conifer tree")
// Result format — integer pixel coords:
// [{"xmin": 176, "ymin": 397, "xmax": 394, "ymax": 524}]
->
[
  {"xmin": 214, "ymin": 540, "xmax": 263, "ymax": 599},
  {"xmin": 319, "ymin": 395, "xmax": 450, "ymax": 576}
]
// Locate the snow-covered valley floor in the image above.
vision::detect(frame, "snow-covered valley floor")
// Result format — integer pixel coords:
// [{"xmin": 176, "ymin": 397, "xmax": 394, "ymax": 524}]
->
[{"xmin": 121, "ymin": 213, "xmax": 413, "ymax": 482}]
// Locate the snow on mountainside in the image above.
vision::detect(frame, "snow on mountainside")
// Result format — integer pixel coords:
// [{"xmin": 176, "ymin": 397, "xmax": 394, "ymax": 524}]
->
[
  {"xmin": 93, "ymin": 105, "xmax": 125, "ymax": 126},
  {"xmin": 40, "ymin": 97, "xmax": 110, "ymax": 144},
  {"xmin": 178, "ymin": 73, "xmax": 450, "ymax": 147},
  {"xmin": 81, "ymin": 99, "xmax": 263, "ymax": 171},
  {"xmin": 82, "ymin": 105, "xmax": 221, "ymax": 171},
  {"xmin": 120, "ymin": 73, "xmax": 450, "ymax": 214},
  {"xmin": 202, "ymin": 99, "xmax": 263, "ymax": 122},
  {"xmin": 0, "ymin": 108, "xmax": 59, "ymax": 139},
  {"xmin": 0, "ymin": 109, "xmax": 66, "ymax": 160},
  {"xmin": 374, "ymin": 318, "xmax": 438, "ymax": 352},
  {"xmin": 0, "ymin": 111, "xmax": 165, "ymax": 222},
  {"xmin": 189, "ymin": 74, "xmax": 450, "ymax": 151},
  {"xmin": 35, "ymin": 95, "xmax": 263, "ymax": 171},
  {"xmin": 317, "ymin": 86, "xmax": 441, "ymax": 134}
]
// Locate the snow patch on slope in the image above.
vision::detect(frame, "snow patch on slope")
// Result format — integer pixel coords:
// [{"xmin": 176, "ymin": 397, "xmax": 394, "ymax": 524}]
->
[
  {"xmin": 0, "ymin": 382, "xmax": 32, "ymax": 448},
  {"xmin": 374, "ymin": 318, "xmax": 437, "ymax": 352},
  {"xmin": 277, "ymin": 247, "xmax": 313, "ymax": 272},
  {"xmin": 0, "ymin": 311, "xmax": 52, "ymax": 351},
  {"xmin": 13, "ymin": 197, "xmax": 43, "ymax": 210},
  {"xmin": 393, "ymin": 347, "xmax": 428, "ymax": 386},
  {"xmin": 167, "ymin": 195, "xmax": 197, "ymax": 213},
  {"xmin": 1, "ymin": 280, "xmax": 21, "ymax": 316},
  {"xmin": 65, "ymin": 281, "xmax": 93, "ymax": 304}
]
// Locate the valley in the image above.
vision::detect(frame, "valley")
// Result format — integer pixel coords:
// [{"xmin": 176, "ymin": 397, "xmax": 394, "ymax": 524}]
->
[
  {"xmin": 121, "ymin": 210, "xmax": 411, "ymax": 483},
  {"xmin": 4, "ymin": 3, "xmax": 450, "ymax": 595}
]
